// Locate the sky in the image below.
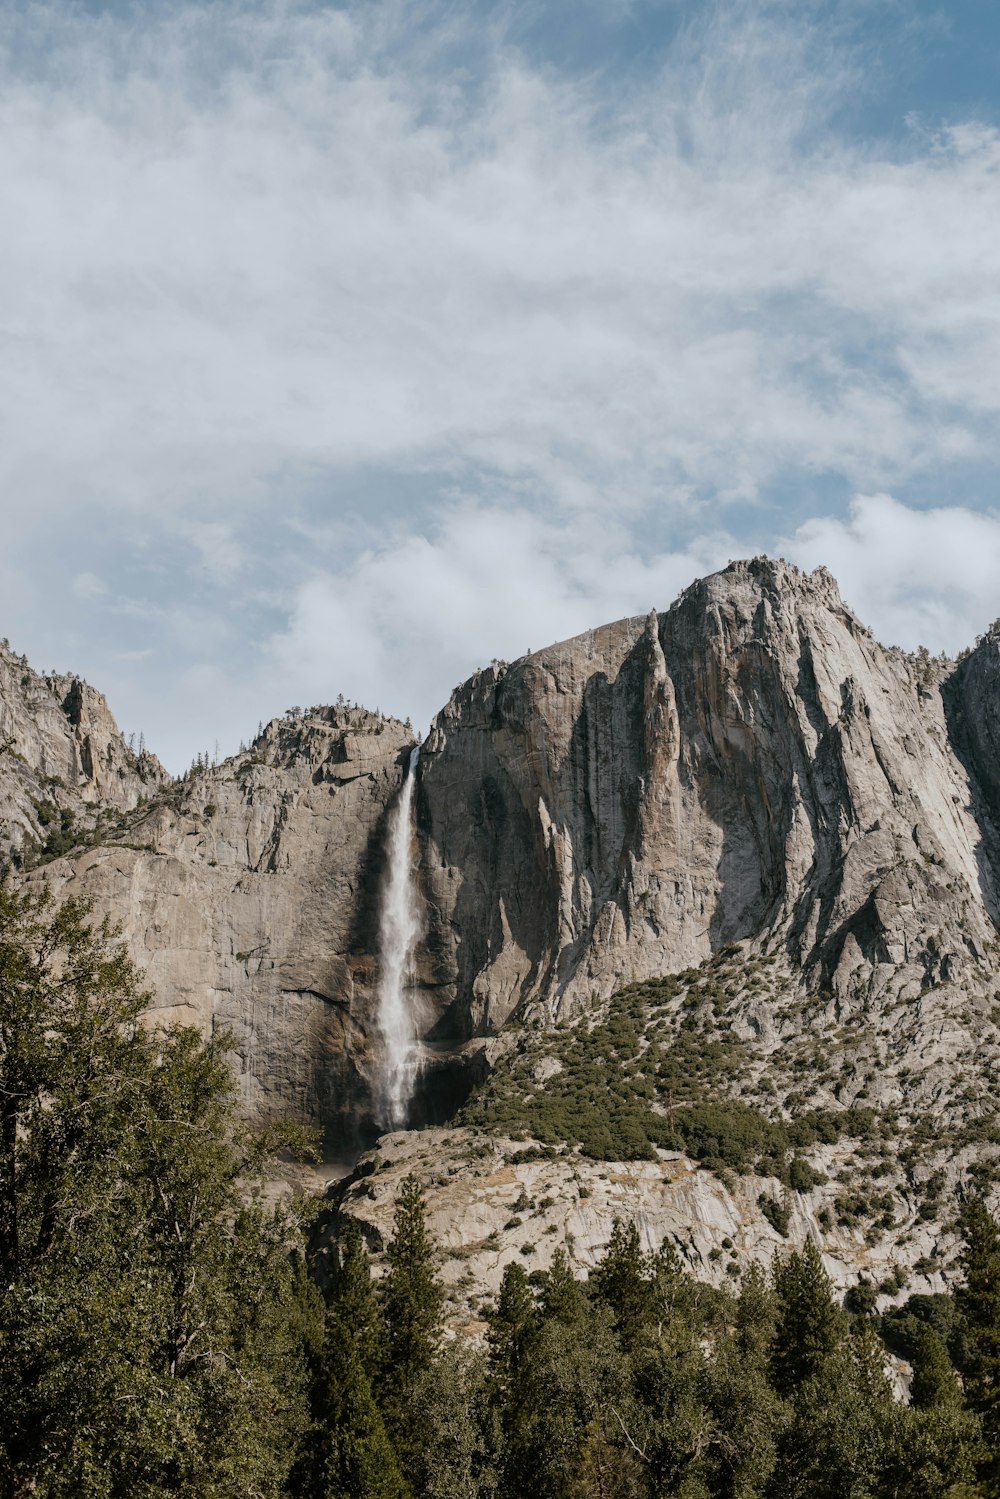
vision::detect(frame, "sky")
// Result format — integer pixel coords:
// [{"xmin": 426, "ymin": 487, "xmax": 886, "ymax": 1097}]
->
[{"xmin": 2, "ymin": 0, "xmax": 1000, "ymax": 771}]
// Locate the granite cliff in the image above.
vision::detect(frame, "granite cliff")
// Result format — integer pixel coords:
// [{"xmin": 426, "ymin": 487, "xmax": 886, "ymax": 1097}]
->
[
  {"xmin": 0, "ymin": 637, "xmax": 167, "ymax": 864},
  {"xmin": 418, "ymin": 562, "xmax": 999, "ymax": 1035},
  {"xmin": 22, "ymin": 703, "xmax": 417, "ymax": 1150},
  {"xmin": 3, "ymin": 559, "xmax": 1000, "ymax": 1182}
]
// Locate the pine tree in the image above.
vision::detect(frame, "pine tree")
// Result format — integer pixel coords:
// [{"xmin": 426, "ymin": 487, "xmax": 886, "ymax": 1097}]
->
[
  {"xmin": 910, "ymin": 1322, "xmax": 962, "ymax": 1410},
  {"xmin": 379, "ymin": 1173, "xmax": 443, "ymax": 1455},
  {"xmin": 488, "ymin": 1262, "xmax": 538, "ymax": 1387},
  {"xmin": 591, "ymin": 1220, "xmax": 652, "ymax": 1351},
  {"xmin": 646, "ymin": 1235, "xmax": 701, "ymax": 1345},
  {"xmin": 331, "ymin": 1218, "xmax": 385, "ymax": 1385},
  {"xmin": 956, "ymin": 1196, "xmax": 1000, "ymax": 1489},
  {"xmin": 957, "ymin": 1197, "xmax": 1000, "ymax": 1397},
  {"xmin": 768, "ymin": 1295, "xmax": 895, "ymax": 1499},
  {"xmin": 769, "ymin": 1240, "xmax": 844, "ymax": 1397},
  {"xmin": 539, "ymin": 1247, "xmax": 588, "ymax": 1326},
  {"xmin": 308, "ymin": 1320, "xmax": 408, "ymax": 1499},
  {"xmin": 736, "ymin": 1260, "xmax": 778, "ymax": 1366},
  {"xmin": 0, "ymin": 880, "xmax": 317, "ymax": 1497}
]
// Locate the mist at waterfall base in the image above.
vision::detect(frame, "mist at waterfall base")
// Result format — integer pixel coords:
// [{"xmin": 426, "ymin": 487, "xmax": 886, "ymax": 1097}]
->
[{"xmin": 375, "ymin": 746, "xmax": 423, "ymax": 1131}]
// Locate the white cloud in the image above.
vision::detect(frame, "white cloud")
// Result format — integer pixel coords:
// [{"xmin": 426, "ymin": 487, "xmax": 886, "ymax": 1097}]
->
[
  {"xmin": 71, "ymin": 572, "xmax": 108, "ymax": 600},
  {"xmin": 2, "ymin": 2, "xmax": 1000, "ymax": 768},
  {"xmin": 251, "ymin": 492, "xmax": 1000, "ymax": 762},
  {"xmin": 177, "ymin": 522, "xmax": 246, "ymax": 584},
  {"xmin": 786, "ymin": 493, "xmax": 1000, "ymax": 653},
  {"xmin": 261, "ymin": 504, "xmax": 732, "ymax": 734},
  {"xmin": 0, "ymin": 0, "xmax": 998, "ymax": 540}
]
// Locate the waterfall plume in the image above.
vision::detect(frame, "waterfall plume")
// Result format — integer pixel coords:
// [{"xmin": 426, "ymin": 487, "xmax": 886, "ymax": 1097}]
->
[{"xmin": 376, "ymin": 745, "xmax": 421, "ymax": 1130}]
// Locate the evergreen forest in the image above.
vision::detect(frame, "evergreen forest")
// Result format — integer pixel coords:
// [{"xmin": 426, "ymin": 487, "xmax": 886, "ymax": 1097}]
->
[{"xmin": 2, "ymin": 880, "xmax": 999, "ymax": 1498}]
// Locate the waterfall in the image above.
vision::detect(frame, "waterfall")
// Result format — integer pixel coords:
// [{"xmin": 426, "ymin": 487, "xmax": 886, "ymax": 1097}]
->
[{"xmin": 376, "ymin": 745, "xmax": 421, "ymax": 1130}]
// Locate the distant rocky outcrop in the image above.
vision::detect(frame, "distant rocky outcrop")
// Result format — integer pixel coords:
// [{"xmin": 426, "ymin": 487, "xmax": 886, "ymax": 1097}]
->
[
  {"xmin": 3, "ymin": 559, "xmax": 1000, "ymax": 1160},
  {"xmin": 0, "ymin": 638, "xmax": 167, "ymax": 866},
  {"xmin": 32, "ymin": 706, "xmax": 415, "ymax": 1151},
  {"xmin": 319, "ymin": 1127, "xmax": 958, "ymax": 1337}
]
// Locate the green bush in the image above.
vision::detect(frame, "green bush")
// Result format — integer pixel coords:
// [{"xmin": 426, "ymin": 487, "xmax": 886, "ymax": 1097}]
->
[
  {"xmin": 789, "ymin": 1156, "xmax": 826, "ymax": 1193},
  {"xmin": 458, "ymin": 965, "xmax": 902, "ymax": 1173},
  {"xmin": 758, "ymin": 1193, "xmax": 791, "ymax": 1237},
  {"xmin": 670, "ymin": 1101, "xmax": 785, "ymax": 1173}
]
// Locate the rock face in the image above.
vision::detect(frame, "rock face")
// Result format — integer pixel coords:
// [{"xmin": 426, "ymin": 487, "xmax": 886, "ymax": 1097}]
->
[
  {"xmin": 320, "ymin": 1128, "xmax": 961, "ymax": 1331},
  {"xmin": 3, "ymin": 558, "xmax": 1000, "ymax": 1153},
  {"xmin": 35, "ymin": 706, "xmax": 415, "ymax": 1152},
  {"xmin": 0, "ymin": 637, "xmax": 167, "ymax": 866},
  {"xmin": 417, "ymin": 560, "xmax": 999, "ymax": 1037},
  {"xmin": 947, "ymin": 629, "xmax": 1000, "ymax": 891}
]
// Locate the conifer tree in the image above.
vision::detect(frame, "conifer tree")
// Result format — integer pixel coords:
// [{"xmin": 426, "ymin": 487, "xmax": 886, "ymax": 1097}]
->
[
  {"xmin": 591, "ymin": 1220, "xmax": 651, "ymax": 1351},
  {"xmin": 909, "ymin": 1322, "xmax": 962, "ymax": 1410},
  {"xmin": 956, "ymin": 1195, "xmax": 1000, "ymax": 1490},
  {"xmin": 0, "ymin": 880, "xmax": 316, "ymax": 1498},
  {"xmin": 850, "ymin": 1320, "xmax": 894, "ymax": 1407},
  {"xmin": 769, "ymin": 1239, "xmax": 844, "ymax": 1396},
  {"xmin": 379, "ymin": 1173, "xmax": 443, "ymax": 1457},
  {"xmin": 957, "ymin": 1199, "xmax": 1000, "ymax": 1398},
  {"xmin": 880, "ymin": 1332, "xmax": 983, "ymax": 1499},
  {"xmin": 488, "ymin": 1262, "xmax": 538, "ymax": 1386},
  {"xmin": 539, "ymin": 1247, "xmax": 588, "ymax": 1326},
  {"xmin": 308, "ymin": 1320, "xmax": 408, "ymax": 1499},
  {"xmin": 735, "ymin": 1260, "xmax": 778, "ymax": 1367},
  {"xmin": 485, "ymin": 1261, "xmax": 542, "ymax": 1499},
  {"xmin": 332, "ymin": 1218, "xmax": 385, "ymax": 1385},
  {"xmin": 770, "ymin": 1305, "xmax": 899, "ymax": 1499}
]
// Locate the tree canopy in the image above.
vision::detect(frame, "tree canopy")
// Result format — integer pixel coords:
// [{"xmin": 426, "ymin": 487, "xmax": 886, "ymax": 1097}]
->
[
  {"xmin": 0, "ymin": 880, "xmax": 318, "ymax": 1498},
  {"xmin": 2, "ymin": 878, "xmax": 999, "ymax": 1498}
]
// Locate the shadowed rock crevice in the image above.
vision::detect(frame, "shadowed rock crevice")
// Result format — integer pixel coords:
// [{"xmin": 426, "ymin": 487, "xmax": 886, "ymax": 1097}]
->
[{"xmin": 942, "ymin": 638, "xmax": 1000, "ymax": 925}]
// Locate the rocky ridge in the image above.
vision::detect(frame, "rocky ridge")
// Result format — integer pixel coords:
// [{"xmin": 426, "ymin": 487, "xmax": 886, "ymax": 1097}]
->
[
  {"xmin": 0, "ymin": 637, "xmax": 167, "ymax": 867},
  {"xmin": 320, "ymin": 1126, "xmax": 957, "ymax": 1332}
]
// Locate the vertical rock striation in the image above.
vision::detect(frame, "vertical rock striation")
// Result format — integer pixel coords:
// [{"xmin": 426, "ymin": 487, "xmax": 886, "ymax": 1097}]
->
[{"xmin": 417, "ymin": 558, "xmax": 998, "ymax": 1035}]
